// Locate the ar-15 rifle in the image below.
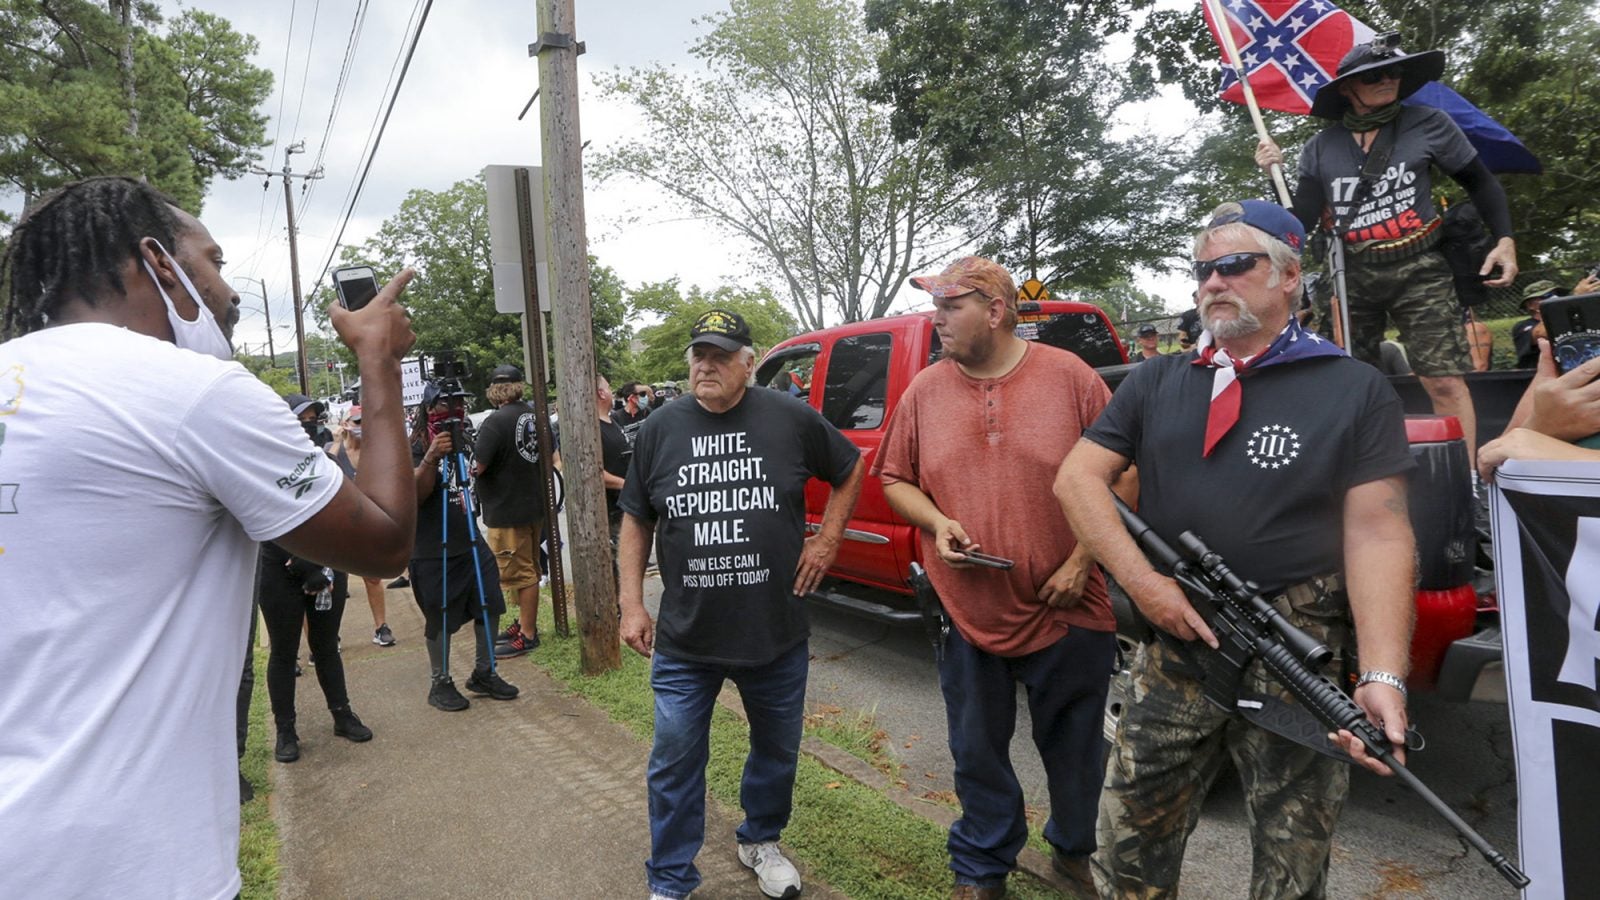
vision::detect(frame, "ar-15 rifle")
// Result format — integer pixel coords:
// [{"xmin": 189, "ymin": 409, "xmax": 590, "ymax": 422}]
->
[{"xmin": 1114, "ymin": 496, "xmax": 1529, "ymax": 889}]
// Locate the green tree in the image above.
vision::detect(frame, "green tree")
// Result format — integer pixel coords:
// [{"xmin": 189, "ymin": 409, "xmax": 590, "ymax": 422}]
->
[
  {"xmin": 1135, "ymin": 0, "xmax": 1600, "ymax": 267},
  {"xmin": 627, "ymin": 279, "xmax": 799, "ymax": 385},
  {"xmin": 864, "ymin": 0, "xmax": 1192, "ymax": 289},
  {"xmin": 0, "ymin": 2, "xmax": 272, "ymax": 212},
  {"xmin": 237, "ymin": 352, "xmax": 299, "ymax": 396},
  {"xmin": 310, "ymin": 176, "xmax": 632, "ymax": 399},
  {"xmin": 592, "ymin": 0, "xmax": 972, "ymax": 331},
  {"xmin": 1071, "ymin": 278, "xmax": 1175, "ymax": 329}
]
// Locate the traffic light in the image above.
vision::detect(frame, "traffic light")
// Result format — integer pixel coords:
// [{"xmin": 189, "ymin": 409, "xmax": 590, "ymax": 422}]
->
[{"xmin": 326, "ymin": 360, "xmax": 335, "ymax": 372}]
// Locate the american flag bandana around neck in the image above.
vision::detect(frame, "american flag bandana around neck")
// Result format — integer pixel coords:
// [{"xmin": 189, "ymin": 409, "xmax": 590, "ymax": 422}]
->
[{"xmin": 1193, "ymin": 318, "xmax": 1347, "ymax": 457}]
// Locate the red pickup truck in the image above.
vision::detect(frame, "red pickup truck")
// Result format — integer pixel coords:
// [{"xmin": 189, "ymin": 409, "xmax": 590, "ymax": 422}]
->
[{"xmin": 755, "ymin": 300, "xmax": 1501, "ymax": 701}]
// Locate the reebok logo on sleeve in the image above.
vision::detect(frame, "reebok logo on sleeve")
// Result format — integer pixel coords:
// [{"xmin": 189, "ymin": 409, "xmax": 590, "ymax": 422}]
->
[{"xmin": 276, "ymin": 452, "xmax": 324, "ymax": 499}]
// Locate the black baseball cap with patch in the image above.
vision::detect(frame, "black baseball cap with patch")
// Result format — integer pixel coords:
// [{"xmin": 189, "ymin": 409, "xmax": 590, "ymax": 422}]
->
[{"xmin": 686, "ymin": 309, "xmax": 753, "ymax": 352}]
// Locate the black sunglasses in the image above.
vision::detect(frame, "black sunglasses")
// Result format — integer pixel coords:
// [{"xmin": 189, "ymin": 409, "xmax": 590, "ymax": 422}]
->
[
  {"xmin": 635, "ymin": 391, "xmax": 651, "ymax": 398},
  {"xmin": 1191, "ymin": 252, "xmax": 1270, "ymax": 282},
  {"xmin": 1356, "ymin": 65, "xmax": 1403, "ymax": 85}
]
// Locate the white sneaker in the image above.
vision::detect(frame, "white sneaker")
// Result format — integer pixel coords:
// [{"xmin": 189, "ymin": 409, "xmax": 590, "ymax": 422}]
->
[{"xmin": 737, "ymin": 841, "xmax": 802, "ymax": 898}]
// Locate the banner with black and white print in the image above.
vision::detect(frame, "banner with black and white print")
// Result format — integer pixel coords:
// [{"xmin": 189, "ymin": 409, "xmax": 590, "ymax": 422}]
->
[{"xmin": 1492, "ymin": 461, "xmax": 1600, "ymax": 898}]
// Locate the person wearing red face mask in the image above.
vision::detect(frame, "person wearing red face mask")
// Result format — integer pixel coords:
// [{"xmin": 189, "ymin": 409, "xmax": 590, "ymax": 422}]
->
[{"xmin": 408, "ymin": 380, "xmax": 518, "ymax": 711}]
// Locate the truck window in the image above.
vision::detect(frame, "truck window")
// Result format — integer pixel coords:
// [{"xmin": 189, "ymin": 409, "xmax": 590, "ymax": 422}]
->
[
  {"xmin": 757, "ymin": 344, "xmax": 821, "ymax": 401},
  {"xmin": 1018, "ymin": 312, "xmax": 1124, "ymax": 368},
  {"xmin": 821, "ymin": 333, "xmax": 891, "ymax": 431}
]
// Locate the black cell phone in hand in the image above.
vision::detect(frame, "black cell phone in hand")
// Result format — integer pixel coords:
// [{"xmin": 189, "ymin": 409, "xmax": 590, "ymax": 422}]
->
[
  {"xmin": 955, "ymin": 548, "xmax": 1015, "ymax": 570},
  {"xmin": 1542, "ymin": 292, "xmax": 1600, "ymax": 374},
  {"xmin": 333, "ymin": 265, "xmax": 380, "ymax": 311}
]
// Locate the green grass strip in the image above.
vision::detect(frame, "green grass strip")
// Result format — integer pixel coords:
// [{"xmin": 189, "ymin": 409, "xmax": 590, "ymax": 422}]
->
[
  {"xmin": 239, "ymin": 644, "xmax": 279, "ymax": 899},
  {"xmin": 530, "ymin": 599, "xmax": 1059, "ymax": 899}
]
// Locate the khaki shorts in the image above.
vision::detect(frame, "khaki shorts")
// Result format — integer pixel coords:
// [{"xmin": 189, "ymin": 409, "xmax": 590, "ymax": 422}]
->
[{"xmin": 485, "ymin": 523, "xmax": 543, "ymax": 591}]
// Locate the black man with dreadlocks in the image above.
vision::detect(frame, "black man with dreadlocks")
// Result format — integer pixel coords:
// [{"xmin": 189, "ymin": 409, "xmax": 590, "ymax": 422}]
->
[{"xmin": 0, "ymin": 176, "xmax": 419, "ymax": 899}]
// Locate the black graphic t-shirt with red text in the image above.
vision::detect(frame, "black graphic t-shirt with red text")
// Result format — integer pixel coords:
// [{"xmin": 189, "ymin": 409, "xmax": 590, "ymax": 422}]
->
[{"xmin": 1299, "ymin": 105, "xmax": 1477, "ymax": 245}]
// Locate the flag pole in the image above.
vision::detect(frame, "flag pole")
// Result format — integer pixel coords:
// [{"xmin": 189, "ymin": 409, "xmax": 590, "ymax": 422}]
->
[
  {"xmin": 1205, "ymin": 0, "xmax": 1350, "ymax": 350},
  {"xmin": 1206, "ymin": 0, "xmax": 1292, "ymax": 206}
]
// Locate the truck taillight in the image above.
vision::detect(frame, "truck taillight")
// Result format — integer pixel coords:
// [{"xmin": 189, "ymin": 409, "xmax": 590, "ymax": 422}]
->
[{"xmin": 1408, "ymin": 584, "xmax": 1478, "ymax": 691}]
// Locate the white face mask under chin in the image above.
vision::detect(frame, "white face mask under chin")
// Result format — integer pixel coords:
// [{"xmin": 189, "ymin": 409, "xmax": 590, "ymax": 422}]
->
[{"xmin": 141, "ymin": 241, "xmax": 234, "ymax": 361}]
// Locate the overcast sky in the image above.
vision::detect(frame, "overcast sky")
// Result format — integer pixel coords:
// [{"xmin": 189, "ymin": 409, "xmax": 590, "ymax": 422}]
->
[{"xmin": 15, "ymin": 0, "xmax": 1206, "ymax": 353}]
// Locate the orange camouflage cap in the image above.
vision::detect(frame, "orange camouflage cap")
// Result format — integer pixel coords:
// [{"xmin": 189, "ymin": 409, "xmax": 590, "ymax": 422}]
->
[{"xmin": 909, "ymin": 256, "xmax": 1017, "ymax": 310}]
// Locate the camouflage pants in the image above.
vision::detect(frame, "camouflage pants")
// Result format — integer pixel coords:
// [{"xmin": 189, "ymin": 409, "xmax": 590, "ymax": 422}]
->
[
  {"xmin": 1095, "ymin": 576, "xmax": 1354, "ymax": 900},
  {"xmin": 1343, "ymin": 249, "xmax": 1470, "ymax": 377}
]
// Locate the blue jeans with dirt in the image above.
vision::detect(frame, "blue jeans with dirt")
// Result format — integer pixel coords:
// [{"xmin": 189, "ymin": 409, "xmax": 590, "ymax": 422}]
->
[
  {"xmin": 940, "ymin": 624, "xmax": 1117, "ymax": 888},
  {"xmin": 644, "ymin": 641, "xmax": 809, "ymax": 899}
]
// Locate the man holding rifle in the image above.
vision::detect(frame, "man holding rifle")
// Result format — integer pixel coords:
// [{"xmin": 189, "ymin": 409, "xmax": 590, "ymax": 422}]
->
[{"xmin": 1056, "ymin": 200, "xmax": 1417, "ymax": 897}]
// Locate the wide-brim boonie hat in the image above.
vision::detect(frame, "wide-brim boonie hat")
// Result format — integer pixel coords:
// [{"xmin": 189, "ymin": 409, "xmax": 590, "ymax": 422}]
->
[{"xmin": 1309, "ymin": 40, "xmax": 1445, "ymax": 119}]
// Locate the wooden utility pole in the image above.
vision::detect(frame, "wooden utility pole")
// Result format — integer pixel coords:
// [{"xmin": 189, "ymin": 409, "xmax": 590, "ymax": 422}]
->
[
  {"xmin": 531, "ymin": 1, "xmax": 619, "ymax": 674},
  {"xmin": 251, "ymin": 142, "xmax": 323, "ymax": 394}
]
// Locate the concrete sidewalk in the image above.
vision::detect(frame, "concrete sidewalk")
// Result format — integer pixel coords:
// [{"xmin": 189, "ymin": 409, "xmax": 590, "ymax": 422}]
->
[{"xmin": 266, "ymin": 583, "xmax": 847, "ymax": 900}]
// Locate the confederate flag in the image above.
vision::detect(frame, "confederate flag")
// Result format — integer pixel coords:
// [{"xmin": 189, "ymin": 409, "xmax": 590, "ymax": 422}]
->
[{"xmin": 1202, "ymin": 0, "xmax": 1375, "ymax": 115}]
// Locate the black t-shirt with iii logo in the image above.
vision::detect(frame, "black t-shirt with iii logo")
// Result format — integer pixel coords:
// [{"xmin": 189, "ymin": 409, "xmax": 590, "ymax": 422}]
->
[
  {"xmin": 474, "ymin": 400, "xmax": 549, "ymax": 528},
  {"xmin": 1084, "ymin": 354, "xmax": 1414, "ymax": 589}
]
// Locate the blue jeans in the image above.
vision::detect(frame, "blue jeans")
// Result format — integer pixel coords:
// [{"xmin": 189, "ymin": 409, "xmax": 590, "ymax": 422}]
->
[
  {"xmin": 644, "ymin": 641, "xmax": 809, "ymax": 899},
  {"xmin": 940, "ymin": 625, "xmax": 1117, "ymax": 887}
]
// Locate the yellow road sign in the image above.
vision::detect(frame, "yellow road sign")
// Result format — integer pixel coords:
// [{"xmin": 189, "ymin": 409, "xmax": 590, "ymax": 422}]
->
[{"xmin": 1019, "ymin": 278, "xmax": 1049, "ymax": 302}]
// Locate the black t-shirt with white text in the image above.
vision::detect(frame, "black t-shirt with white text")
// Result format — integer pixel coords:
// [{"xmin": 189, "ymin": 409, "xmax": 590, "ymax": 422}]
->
[
  {"xmin": 473, "ymin": 400, "xmax": 548, "ymax": 528},
  {"xmin": 1083, "ymin": 353, "xmax": 1414, "ymax": 588},
  {"xmin": 619, "ymin": 387, "xmax": 860, "ymax": 666}
]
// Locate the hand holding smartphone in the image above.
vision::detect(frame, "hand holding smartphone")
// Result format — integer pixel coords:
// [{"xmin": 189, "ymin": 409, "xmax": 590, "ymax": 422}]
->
[
  {"xmin": 1542, "ymin": 292, "xmax": 1600, "ymax": 375},
  {"xmin": 954, "ymin": 547, "xmax": 1015, "ymax": 570},
  {"xmin": 333, "ymin": 265, "xmax": 380, "ymax": 312}
]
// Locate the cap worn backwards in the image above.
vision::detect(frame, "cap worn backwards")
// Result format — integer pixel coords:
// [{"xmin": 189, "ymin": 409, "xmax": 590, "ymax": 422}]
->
[
  {"xmin": 489, "ymin": 364, "xmax": 525, "ymax": 384},
  {"xmin": 1207, "ymin": 200, "xmax": 1306, "ymax": 256}
]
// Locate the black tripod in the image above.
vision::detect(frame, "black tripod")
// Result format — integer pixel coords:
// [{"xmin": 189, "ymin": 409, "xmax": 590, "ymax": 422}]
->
[{"xmin": 436, "ymin": 442, "xmax": 499, "ymax": 679}]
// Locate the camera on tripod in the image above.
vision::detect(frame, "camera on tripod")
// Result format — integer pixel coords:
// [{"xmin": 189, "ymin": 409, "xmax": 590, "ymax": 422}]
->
[{"xmin": 424, "ymin": 351, "xmax": 474, "ymax": 455}]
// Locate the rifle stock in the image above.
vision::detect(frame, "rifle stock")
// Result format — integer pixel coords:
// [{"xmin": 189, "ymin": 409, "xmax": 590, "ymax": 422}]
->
[{"xmin": 1111, "ymin": 496, "xmax": 1529, "ymax": 889}]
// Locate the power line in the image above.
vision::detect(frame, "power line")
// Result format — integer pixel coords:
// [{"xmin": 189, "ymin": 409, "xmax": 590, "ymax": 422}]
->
[
  {"xmin": 311, "ymin": 0, "xmax": 424, "ymax": 233},
  {"xmin": 310, "ymin": 0, "xmax": 435, "ymax": 293},
  {"xmin": 255, "ymin": 0, "xmax": 299, "ymax": 248},
  {"xmin": 285, "ymin": 0, "xmax": 324, "ymax": 149},
  {"xmin": 300, "ymin": 0, "xmax": 372, "ymax": 219}
]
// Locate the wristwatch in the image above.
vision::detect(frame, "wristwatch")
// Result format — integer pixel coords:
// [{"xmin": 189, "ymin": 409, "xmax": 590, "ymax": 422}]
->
[{"xmin": 1355, "ymin": 670, "xmax": 1408, "ymax": 699}]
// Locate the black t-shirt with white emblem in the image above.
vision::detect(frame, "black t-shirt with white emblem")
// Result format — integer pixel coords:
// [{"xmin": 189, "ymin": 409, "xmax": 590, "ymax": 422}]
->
[
  {"xmin": 1084, "ymin": 353, "xmax": 1414, "ymax": 588},
  {"xmin": 473, "ymin": 400, "xmax": 548, "ymax": 528},
  {"xmin": 619, "ymin": 387, "xmax": 860, "ymax": 666}
]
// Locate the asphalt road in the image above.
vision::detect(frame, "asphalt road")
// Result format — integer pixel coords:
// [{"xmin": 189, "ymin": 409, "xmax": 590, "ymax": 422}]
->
[{"xmin": 797, "ymin": 602, "xmax": 1523, "ymax": 899}]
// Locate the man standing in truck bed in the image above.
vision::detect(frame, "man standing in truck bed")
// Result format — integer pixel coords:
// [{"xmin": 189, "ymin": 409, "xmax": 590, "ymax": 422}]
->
[{"xmin": 874, "ymin": 256, "xmax": 1119, "ymax": 899}]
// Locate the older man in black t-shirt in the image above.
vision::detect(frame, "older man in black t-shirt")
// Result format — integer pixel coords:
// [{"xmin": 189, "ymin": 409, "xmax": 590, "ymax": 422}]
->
[
  {"xmin": 1056, "ymin": 200, "xmax": 1417, "ymax": 896},
  {"xmin": 618, "ymin": 309, "xmax": 865, "ymax": 900}
]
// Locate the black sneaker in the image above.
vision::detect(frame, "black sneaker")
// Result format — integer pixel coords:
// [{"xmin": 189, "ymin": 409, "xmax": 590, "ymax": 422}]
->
[
  {"xmin": 275, "ymin": 727, "xmax": 300, "ymax": 763},
  {"xmin": 387, "ymin": 575, "xmax": 410, "ymax": 589},
  {"xmin": 428, "ymin": 677, "xmax": 470, "ymax": 712},
  {"xmin": 465, "ymin": 668, "xmax": 519, "ymax": 700},
  {"xmin": 331, "ymin": 706, "xmax": 373, "ymax": 742},
  {"xmin": 373, "ymin": 623, "xmax": 396, "ymax": 646}
]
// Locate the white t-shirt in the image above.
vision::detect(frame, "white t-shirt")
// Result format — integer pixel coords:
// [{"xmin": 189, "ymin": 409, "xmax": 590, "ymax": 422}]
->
[{"xmin": 0, "ymin": 323, "xmax": 343, "ymax": 899}]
